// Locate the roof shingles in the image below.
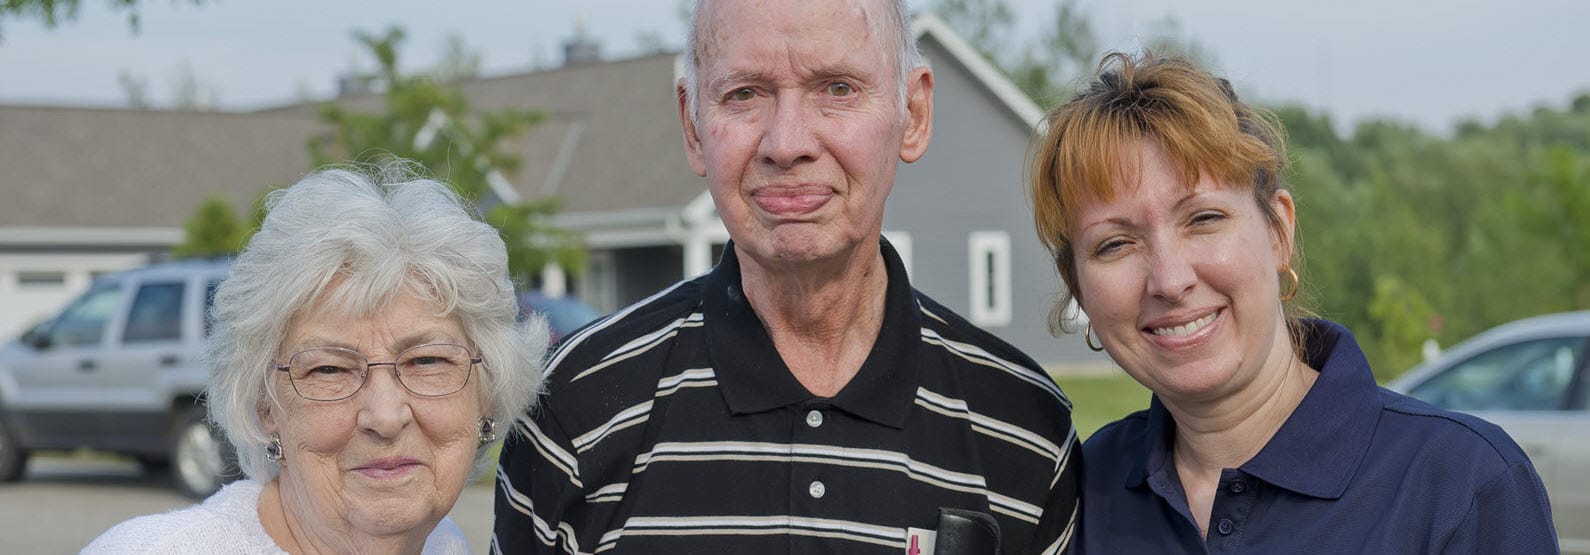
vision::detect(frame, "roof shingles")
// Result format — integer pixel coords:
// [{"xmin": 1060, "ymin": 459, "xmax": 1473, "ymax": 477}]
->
[{"xmin": 0, "ymin": 105, "xmax": 318, "ymax": 230}]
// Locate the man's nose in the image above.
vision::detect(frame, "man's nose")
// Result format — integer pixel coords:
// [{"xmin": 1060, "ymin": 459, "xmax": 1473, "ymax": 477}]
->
[{"xmin": 757, "ymin": 93, "xmax": 820, "ymax": 168}]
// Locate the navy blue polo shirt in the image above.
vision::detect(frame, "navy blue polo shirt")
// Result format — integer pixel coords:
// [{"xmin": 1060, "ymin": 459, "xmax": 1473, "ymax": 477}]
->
[{"xmin": 1079, "ymin": 319, "xmax": 1558, "ymax": 553}]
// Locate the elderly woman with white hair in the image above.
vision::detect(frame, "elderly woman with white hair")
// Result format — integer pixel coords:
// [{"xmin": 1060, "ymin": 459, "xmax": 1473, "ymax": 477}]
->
[{"xmin": 86, "ymin": 168, "xmax": 546, "ymax": 554}]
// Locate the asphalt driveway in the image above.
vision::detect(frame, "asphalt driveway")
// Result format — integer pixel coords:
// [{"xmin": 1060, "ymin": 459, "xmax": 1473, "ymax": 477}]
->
[{"xmin": 0, "ymin": 455, "xmax": 496, "ymax": 553}]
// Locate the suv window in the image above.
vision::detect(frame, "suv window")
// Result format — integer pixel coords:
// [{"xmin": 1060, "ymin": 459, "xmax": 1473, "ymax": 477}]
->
[
  {"xmin": 1410, "ymin": 336, "xmax": 1586, "ymax": 411},
  {"xmin": 124, "ymin": 282, "xmax": 186, "ymax": 343},
  {"xmin": 47, "ymin": 283, "xmax": 124, "ymax": 347},
  {"xmin": 204, "ymin": 280, "xmax": 220, "ymax": 337}
]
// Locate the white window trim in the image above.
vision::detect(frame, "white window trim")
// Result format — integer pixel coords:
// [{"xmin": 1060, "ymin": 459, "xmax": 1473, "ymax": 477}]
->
[
  {"xmin": 581, "ymin": 250, "xmax": 618, "ymax": 313},
  {"xmin": 882, "ymin": 230, "xmax": 913, "ymax": 279},
  {"xmin": 968, "ymin": 231, "xmax": 1012, "ymax": 327}
]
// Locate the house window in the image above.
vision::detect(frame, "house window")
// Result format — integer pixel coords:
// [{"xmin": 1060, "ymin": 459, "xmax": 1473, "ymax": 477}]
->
[
  {"xmin": 17, "ymin": 271, "xmax": 66, "ymax": 289},
  {"xmin": 204, "ymin": 280, "xmax": 220, "ymax": 337},
  {"xmin": 583, "ymin": 251, "xmax": 617, "ymax": 313},
  {"xmin": 968, "ymin": 231, "xmax": 1012, "ymax": 327},
  {"xmin": 882, "ymin": 230, "xmax": 913, "ymax": 278}
]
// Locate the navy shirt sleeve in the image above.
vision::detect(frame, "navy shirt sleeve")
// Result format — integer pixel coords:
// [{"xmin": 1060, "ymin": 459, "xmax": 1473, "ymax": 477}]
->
[{"xmin": 1440, "ymin": 461, "xmax": 1559, "ymax": 553}]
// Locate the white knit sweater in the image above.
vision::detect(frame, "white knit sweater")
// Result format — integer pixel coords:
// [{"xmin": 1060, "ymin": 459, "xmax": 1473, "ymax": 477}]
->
[{"xmin": 82, "ymin": 480, "xmax": 471, "ymax": 554}]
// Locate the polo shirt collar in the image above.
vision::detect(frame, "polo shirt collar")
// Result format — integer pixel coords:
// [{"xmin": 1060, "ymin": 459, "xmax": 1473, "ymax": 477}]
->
[
  {"xmin": 1126, "ymin": 319, "xmax": 1381, "ymax": 499},
  {"xmin": 1124, "ymin": 397, "xmax": 1171, "ymax": 489},
  {"xmin": 1242, "ymin": 319, "xmax": 1380, "ymax": 498},
  {"xmin": 703, "ymin": 237, "xmax": 921, "ymax": 429}
]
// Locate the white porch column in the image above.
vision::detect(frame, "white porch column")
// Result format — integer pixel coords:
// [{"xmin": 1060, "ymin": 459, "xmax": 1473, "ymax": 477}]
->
[
  {"xmin": 540, "ymin": 262, "xmax": 567, "ymax": 299},
  {"xmin": 679, "ymin": 191, "xmax": 727, "ymax": 279},
  {"xmin": 683, "ymin": 234, "xmax": 712, "ymax": 279}
]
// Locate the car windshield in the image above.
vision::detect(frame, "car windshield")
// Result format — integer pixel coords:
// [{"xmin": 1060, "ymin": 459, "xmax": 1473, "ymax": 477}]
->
[
  {"xmin": 542, "ymin": 300, "xmax": 601, "ymax": 334},
  {"xmin": 1409, "ymin": 335, "xmax": 1585, "ymax": 411}
]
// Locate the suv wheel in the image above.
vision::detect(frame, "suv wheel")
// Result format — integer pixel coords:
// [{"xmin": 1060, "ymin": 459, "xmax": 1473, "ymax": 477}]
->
[
  {"xmin": 0, "ymin": 413, "xmax": 26, "ymax": 482},
  {"xmin": 136, "ymin": 455, "xmax": 171, "ymax": 476},
  {"xmin": 171, "ymin": 407, "xmax": 235, "ymax": 498}
]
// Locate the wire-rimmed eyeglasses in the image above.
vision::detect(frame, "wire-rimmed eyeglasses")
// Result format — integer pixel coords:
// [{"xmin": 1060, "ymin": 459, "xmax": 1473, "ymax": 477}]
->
[{"xmin": 274, "ymin": 343, "xmax": 481, "ymax": 401}]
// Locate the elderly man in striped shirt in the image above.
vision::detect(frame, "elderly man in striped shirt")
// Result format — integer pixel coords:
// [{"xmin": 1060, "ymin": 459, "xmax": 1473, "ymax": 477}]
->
[{"xmin": 493, "ymin": 0, "xmax": 1080, "ymax": 552}]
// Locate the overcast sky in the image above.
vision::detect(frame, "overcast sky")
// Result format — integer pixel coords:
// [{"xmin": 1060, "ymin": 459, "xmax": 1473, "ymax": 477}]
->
[{"xmin": 2, "ymin": 0, "xmax": 1586, "ymax": 134}]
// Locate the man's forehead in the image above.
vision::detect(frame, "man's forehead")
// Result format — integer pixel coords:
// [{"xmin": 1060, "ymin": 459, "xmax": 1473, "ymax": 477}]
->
[
  {"xmin": 696, "ymin": 0, "xmax": 883, "ymax": 57},
  {"xmin": 697, "ymin": 0, "xmax": 878, "ymax": 22}
]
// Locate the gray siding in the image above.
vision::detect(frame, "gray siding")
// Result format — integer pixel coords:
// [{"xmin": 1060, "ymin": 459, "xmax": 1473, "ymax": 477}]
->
[{"xmin": 886, "ymin": 37, "xmax": 1109, "ymax": 369}]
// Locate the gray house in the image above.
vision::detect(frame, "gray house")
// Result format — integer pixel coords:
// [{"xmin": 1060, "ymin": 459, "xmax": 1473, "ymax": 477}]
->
[
  {"xmin": 0, "ymin": 105, "xmax": 319, "ymax": 341},
  {"xmin": 889, "ymin": 15, "xmax": 1103, "ymax": 369},
  {"xmin": 0, "ymin": 14, "xmax": 1106, "ymax": 369}
]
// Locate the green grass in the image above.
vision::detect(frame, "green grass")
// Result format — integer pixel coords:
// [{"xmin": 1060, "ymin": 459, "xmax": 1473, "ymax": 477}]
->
[
  {"xmin": 1053, "ymin": 373, "xmax": 1154, "ymax": 441},
  {"xmin": 472, "ymin": 442, "xmax": 505, "ymax": 488}
]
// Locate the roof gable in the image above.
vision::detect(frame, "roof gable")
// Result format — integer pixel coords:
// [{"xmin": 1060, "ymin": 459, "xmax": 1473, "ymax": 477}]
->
[
  {"xmin": 0, "ymin": 105, "xmax": 318, "ymax": 235},
  {"xmin": 911, "ymin": 12, "xmax": 1044, "ymax": 130},
  {"xmin": 0, "ymin": 13, "xmax": 1043, "ymax": 237}
]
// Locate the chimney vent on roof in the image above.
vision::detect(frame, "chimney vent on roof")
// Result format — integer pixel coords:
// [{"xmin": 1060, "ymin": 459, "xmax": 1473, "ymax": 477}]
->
[
  {"xmin": 563, "ymin": 18, "xmax": 602, "ymax": 67},
  {"xmin": 337, "ymin": 73, "xmax": 374, "ymax": 97},
  {"xmin": 335, "ymin": 50, "xmax": 377, "ymax": 97}
]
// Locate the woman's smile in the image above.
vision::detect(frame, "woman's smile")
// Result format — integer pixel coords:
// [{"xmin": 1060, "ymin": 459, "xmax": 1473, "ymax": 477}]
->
[
  {"xmin": 1141, "ymin": 307, "xmax": 1224, "ymax": 352},
  {"xmin": 351, "ymin": 456, "xmax": 424, "ymax": 480},
  {"xmin": 1146, "ymin": 309, "xmax": 1219, "ymax": 338}
]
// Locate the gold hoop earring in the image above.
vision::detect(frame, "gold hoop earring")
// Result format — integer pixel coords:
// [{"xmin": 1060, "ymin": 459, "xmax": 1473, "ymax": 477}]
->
[
  {"xmin": 1280, "ymin": 267, "xmax": 1300, "ymax": 301},
  {"xmin": 1085, "ymin": 323, "xmax": 1105, "ymax": 352}
]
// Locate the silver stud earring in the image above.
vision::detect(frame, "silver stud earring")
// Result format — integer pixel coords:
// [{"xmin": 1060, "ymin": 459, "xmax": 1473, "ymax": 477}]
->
[
  {"xmin": 478, "ymin": 417, "xmax": 497, "ymax": 444},
  {"xmin": 264, "ymin": 435, "xmax": 283, "ymax": 463}
]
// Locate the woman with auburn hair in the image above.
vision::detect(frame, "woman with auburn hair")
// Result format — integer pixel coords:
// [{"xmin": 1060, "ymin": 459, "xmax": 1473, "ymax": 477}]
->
[{"xmin": 1029, "ymin": 51, "xmax": 1557, "ymax": 552}]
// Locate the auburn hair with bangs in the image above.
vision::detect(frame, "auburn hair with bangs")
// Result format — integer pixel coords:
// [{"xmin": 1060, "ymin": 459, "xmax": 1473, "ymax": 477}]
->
[{"xmin": 1029, "ymin": 51, "xmax": 1291, "ymax": 332}]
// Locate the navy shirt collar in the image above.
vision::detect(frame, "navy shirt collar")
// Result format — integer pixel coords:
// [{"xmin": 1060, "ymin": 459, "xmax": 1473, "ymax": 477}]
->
[
  {"xmin": 1127, "ymin": 320, "xmax": 1382, "ymax": 499},
  {"xmin": 702, "ymin": 237, "xmax": 921, "ymax": 429}
]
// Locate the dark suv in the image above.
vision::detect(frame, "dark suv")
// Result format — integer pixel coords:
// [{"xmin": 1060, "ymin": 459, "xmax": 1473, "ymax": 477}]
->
[{"xmin": 0, "ymin": 259, "xmax": 237, "ymax": 497}]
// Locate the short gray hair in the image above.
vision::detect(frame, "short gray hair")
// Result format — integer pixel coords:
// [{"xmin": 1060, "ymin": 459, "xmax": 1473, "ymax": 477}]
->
[
  {"xmin": 681, "ymin": 0, "xmax": 924, "ymax": 123},
  {"xmin": 207, "ymin": 166, "xmax": 547, "ymax": 481}
]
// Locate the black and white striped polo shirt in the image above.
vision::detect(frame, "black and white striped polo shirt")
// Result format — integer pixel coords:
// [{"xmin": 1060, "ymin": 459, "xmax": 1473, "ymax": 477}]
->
[{"xmin": 494, "ymin": 240, "xmax": 1080, "ymax": 554}]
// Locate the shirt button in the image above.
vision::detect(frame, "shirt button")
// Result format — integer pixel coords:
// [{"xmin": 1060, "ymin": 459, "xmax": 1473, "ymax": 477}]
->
[
  {"xmin": 1216, "ymin": 519, "xmax": 1234, "ymax": 535},
  {"xmin": 808, "ymin": 480, "xmax": 826, "ymax": 499},
  {"xmin": 1228, "ymin": 481, "xmax": 1246, "ymax": 494},
  {"xmin": 805, "ymin": 410, "xmax": 824, "ymax": 428}
]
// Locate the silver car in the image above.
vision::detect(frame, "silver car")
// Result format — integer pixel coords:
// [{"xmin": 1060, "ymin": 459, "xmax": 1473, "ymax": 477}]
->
[
  {"xmin": 0, "ymin": 259, "xmax": 236, "ymax": 498},
  {"xmin": 1389, "ymin": 310, "xmax": 1590, "ymax": 552}
]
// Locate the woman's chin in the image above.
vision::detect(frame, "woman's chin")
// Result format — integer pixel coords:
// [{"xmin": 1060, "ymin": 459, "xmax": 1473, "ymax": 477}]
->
[
  {"xmin": 1141, "ymin": 362, "xmax": 1240, "ymax": 404},
  {"xmin": 335, "ymin": 475, "xmax": 450, "ymax": 538},
  {"xmin": 345, "ymin": 499, "xmax": 443, "ymax": 538}
]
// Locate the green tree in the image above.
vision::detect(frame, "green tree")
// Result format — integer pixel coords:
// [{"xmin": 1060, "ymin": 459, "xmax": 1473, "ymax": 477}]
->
[
  {"xmin": 171, "ymin": 195, "xmax": 243, "ymax": 259},
  {"xmin": 1365, "ymin": 275, "xmax": 1437, "ymax": 381},
  {"xmin": 0, "ymin": 0, "xmax": 204, "ymax": 40},
  {"xmin": 1280, "ymin": 93, "xmax": 1590, "ymax": 379},
  {"xmin": 932, "ymin": 0, "xmax": 1097, "ymax": 106},
  {"xmin": 310, "ymin": 26, "xmax": 583, "ymax": 284},
  {"xmin": 433, "ymin": 33, "xmax": 481, "ymax": 83},
  {"xmin": 1515, "ymin": 147, "xmax": 1590, "ymax": 307},
  {"xmin": 117, "ymin": 68, "xmax": 149, "ymax": 108},
  {"xmin": 931, "ymin": 0, "xmax": 1015, "ymax": 62},
  {"xmin": 1006, "ymin": 0, "xmax": 1098, "ymax": 106},
  {"xmin": 488, "ymin": 200, "xmax": 585, "ymax": 283},
  {"xmin": 1140, "ymin": 15, "xmax": 1216, "ymax": 67}
]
